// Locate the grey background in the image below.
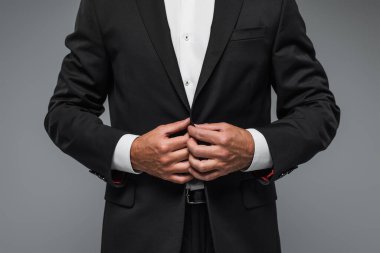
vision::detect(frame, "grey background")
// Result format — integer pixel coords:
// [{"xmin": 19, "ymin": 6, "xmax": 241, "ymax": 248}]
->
[{"xmin": 0, "ymin": 0, "xmax": 379, "ymax": 252}]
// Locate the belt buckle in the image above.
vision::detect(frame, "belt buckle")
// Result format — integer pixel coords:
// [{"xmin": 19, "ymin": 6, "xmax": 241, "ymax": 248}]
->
[{"xmin": 186, "ymin": 188, "xmax": 206, "ymax": 205}]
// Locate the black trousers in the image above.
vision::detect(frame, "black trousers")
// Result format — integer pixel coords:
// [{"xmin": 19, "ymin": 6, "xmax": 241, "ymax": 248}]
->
[{"xmin": 180, "ymin": 202, "xmax": 215, "ymax": 253}]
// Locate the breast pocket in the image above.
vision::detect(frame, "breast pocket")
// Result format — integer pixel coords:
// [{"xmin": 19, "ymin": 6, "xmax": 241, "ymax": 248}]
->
[{"xmin": 230, "ymin": 26, "xmax": 267, "ymax": 41}]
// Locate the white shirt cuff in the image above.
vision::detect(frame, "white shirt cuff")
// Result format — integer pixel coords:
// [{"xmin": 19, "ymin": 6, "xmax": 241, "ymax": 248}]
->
[
  {"xmin": 241, "ymin": 128, "xmax": 273, "ymax": 172},
  {"xmin": 111, "ymin": 134, "xmax": 142, "ymax": 174}
]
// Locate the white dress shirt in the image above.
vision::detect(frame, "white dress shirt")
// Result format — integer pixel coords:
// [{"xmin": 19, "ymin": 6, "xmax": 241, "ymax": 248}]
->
[{"xmin": 111, "ymin": 0, "xmax": 273, "ymax": 190}]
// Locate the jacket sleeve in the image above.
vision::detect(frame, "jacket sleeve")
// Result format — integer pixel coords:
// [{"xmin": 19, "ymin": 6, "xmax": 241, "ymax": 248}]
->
[
  {"xmin": 254, "ymin": 0, "xmax": 341, "ymax": 184},
  {"xmin": 43, "ymin": 0, "xmax": 128, "ymax": 187}
]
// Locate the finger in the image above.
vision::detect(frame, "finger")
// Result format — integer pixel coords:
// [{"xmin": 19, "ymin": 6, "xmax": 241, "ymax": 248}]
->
[
  {"xmin": 188, "ymin": 167, "xmax": 221, "ymax": 181},
  {"xmin": 167, "ymin": 174, "xmax": 194, "ymax": 184},
  {"xmin": 167, "ymin": 148, "xmax": 189, "ymax": 164},
  {"xmin": 188, "ymin": 153, "xmax": 218, "ymax": 173},
  {"xmin": 167, "ymin": 160, "xmax": 191, "ymax": 174},
  {"xmin": 162, "ymin": 117, "xmax": 191, "ymax": 136},
  {"xmin": 166, "ymin": 133, "xmax": 189, "ymax": 151},
  {"xmin": 194, "ymin": 122, "xmax": 227, "ymax": 131},
  {"xmin": 187, "ymin": 125, "xmax": 221, "ymax": 144},
  {"xmin": 187, "ymin": 137, "xmax": 220, "ymax": 159}
]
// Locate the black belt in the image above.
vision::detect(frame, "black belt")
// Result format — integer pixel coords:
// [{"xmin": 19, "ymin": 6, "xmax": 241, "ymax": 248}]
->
[{"xmin": 186, "ymin": 188, "xmax": 206, "ymax": 204}]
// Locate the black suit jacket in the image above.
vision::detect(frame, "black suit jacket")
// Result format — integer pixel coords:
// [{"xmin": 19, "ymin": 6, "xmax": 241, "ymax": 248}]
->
[{"xmin": 44, "ymin": 0, "xmax": 340, "ymax": 252}]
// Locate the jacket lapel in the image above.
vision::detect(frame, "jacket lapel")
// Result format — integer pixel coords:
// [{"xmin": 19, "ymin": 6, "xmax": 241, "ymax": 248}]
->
[
  {"xmin": 135, "ymin": 0, "xmax": 191, "ymax": 112},
  {"xmin": 193, "ymin": 0, "xmax": 244, "ymax": 107},
  {"xmin": 135, "ymin": 0, "xmax": 244, "ymax": 112}
]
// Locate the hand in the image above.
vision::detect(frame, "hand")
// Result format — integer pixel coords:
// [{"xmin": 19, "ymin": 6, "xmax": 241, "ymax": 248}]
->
[
  {"xmin": 130, "ymin": 117, "xmax": 194, "ymax": 184},
  {"xmin": 187, "ymin": 122, "xmax": 255, "ymax": 181}
]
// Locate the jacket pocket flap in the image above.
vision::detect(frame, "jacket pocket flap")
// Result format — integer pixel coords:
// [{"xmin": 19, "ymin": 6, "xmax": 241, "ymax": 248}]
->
[
  {"xmin": 240, "ymin": 178, "xmax": 277, "ymax": 209},
  {"xmin": 230, "ymin": 26, "xmax": 266, "ymax": 41},
  {"xmin": 104, "ymin": 179, "xmax": 136, "ymax": 208}
]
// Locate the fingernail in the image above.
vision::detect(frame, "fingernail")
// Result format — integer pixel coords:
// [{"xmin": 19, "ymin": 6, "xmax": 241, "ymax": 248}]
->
[{"xmin": 194, "ymin": 124, "xmax": 199, "ymax": 127}]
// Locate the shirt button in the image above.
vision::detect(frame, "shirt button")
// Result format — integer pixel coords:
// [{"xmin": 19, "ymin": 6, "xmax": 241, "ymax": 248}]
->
[
  {"xmin": 184, "ymin": 80, "xmax": 192, "ymax": 86},
  {"xmin": 184, "ymin": 33, "xmax": 190, "ymax": 41}
]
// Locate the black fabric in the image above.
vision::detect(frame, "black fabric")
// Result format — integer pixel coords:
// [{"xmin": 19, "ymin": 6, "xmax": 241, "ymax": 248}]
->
[
  {"xmin": 180, "ymin": 203, "xmax": 215, "ymax": 253},
  {"xmin": 44, "ymin": 0, "xmax": 341, "ymax": 252}
]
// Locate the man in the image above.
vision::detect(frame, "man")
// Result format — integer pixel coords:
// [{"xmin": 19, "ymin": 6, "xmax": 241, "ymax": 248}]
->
[{"xmin": 44, "ymin": 0, "xmax": 340, "ymax": 252}]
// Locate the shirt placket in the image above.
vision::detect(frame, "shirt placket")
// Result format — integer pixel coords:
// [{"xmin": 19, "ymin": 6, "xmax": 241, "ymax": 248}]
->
[{"xmin": 179, "ymin": 0, "xmax": 197, "ymax": 108}]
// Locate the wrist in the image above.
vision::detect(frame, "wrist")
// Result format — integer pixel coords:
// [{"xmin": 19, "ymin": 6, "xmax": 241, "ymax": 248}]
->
[
  {"xmin": 245, "ymin": 129, "xmax": 255, "ymax": 163},
  {"xmin": 130, "ymin": 136, "xmax": 143, "ymax": 173}
]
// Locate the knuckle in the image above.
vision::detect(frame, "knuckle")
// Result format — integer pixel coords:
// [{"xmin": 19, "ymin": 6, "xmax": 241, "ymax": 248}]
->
[
  {"xmin": 192, "ymin": 148, "xmax": 200, "ymax": 157},
  {"xmin": 197, "ymin": 163, "xmax": 206, "ymax": 172},
  {"xmin": 188, "ymin": 145, "xmax": 197, "ymax": 155},
  {"xmin": 158, "ymin": 156, "xmax": 165, "ymax": 164},
  {"xmin": 186, "ymin": 139, "xmax": 192, "ymax": 148},
  {"xmin": 186, "ymin": 142, "xmax": 193, "ymax": 152},
  {"xmin": 163, "ymin": 157, "xmax": 172, "ymax": 165},
  {"xmin": 188, "ymin": 159, "xmax": 195, "ymax": 168},
  {"xmin": 219, "ymin": 136, "xmax": 228, "ymax": 145},
  {"xmin": 158, "ymin": 143, "xmax": 169, "ymax": 153}
]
